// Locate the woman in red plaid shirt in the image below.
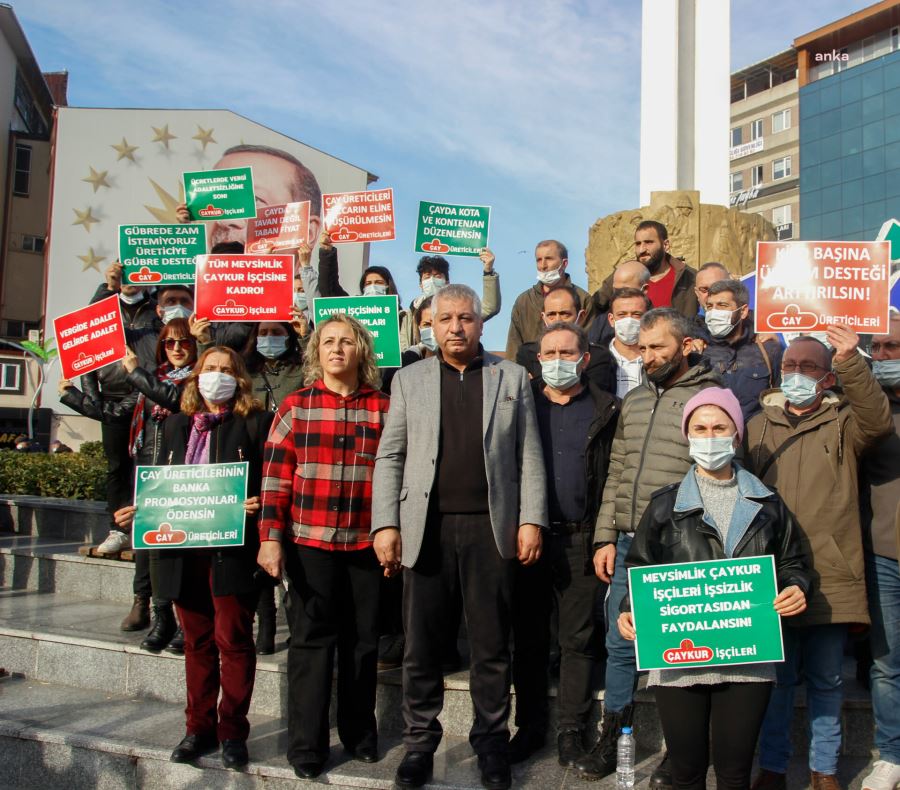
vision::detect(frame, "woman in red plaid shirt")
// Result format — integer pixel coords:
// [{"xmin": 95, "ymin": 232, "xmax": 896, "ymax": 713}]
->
[{"xmin": 257, "ymin": 313, "xmax": 390, "ymax": 779}]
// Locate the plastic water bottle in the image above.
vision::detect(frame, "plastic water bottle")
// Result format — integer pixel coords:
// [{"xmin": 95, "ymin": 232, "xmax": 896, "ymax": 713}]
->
[{"xmin": 616, "ymin": 726, "xmax": 635, "ymax": 789}]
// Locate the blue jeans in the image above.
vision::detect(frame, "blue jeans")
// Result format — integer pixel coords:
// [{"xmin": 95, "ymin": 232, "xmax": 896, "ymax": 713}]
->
[
  {"xmin": 603, "ymin": 533, "xmax": 636, "ymax": 713},
  {"xmin": 867, "ymin": 553, "xmax": 900, "ymax": 765},
  {"xmin": 758, "ymin": 623, "xmax": 848, "ymax": 775}
]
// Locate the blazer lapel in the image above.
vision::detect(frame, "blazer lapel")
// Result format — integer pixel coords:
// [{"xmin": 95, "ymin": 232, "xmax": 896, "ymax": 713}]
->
[
  {"xmin": 482, "ymin": 357, "xmax": 501, "ymax": 439},
  {"xmin": 427, "ymin": 356, "xmax": 442, "ymax": 438}
]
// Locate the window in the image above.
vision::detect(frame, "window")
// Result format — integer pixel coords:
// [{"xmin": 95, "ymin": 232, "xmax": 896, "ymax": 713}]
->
[
  {"xmin": 892, "ymin": 27, "xmax": 899, "ymax": 52},
  {"xmin": 0, "ymin": 361, "xmax": 23, "ymax": 393},
  {"xmin": 4, "ymin": 320, "xmax": 39, "ymax": 340},
  {"xmin": 730, "ymin": 172, "xmax": 744, "ymax": 192},
  {"xmin": 772, "ymin": 109, "xmax": 791, "ymax": 133},
  {"xmin": 772, "ymin": 205, "xmax": 792, "ymax": 226},
  {"xmin": 863, "ymin": 36, "xmax": 876, "ymax": 61},
  {"xmin": 773, "ymin": 156, "xmax": 792, "ymax": 180},
  {"xmin": 751, "ymin": 165, "xmax": 764, "ymax": 187},
  {"xmin": 750, "ymin": 119, "xmax": 763, "ymax": 140},
  {"xmin": 731, "ymin": 127, "xmax": 742, "ymax": 147},
  {"xmin": 22, "ymin": 235, "xmax": 44, "ymax": 253},
  {"xmin": 13, "ymin": 144, "xmax": 30, "ymax": 197}
]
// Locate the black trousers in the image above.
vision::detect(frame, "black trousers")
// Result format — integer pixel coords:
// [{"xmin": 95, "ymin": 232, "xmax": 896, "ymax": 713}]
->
[
  {"xmin": 101, "ymin": 421, "xmax": 133, "ymax": 529},
  {"xmin": 513, "ymin": 528, "xmax": 605, "ymax": 733},
  {"xmin": 284, "ymin": 544, "xmax": 381, "ymax": 764},
  {"xmin": 402, "ymin": 512, "xmax": 515, "ymax": 755},
  {"xmin": 654, "ymin": 681, "xmax": 772, "ymax": 790}
]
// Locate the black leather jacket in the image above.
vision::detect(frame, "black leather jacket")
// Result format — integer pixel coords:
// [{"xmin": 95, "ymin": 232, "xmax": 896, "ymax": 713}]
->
[{"xmin": 622, "ymin": 466, "xmax": 812, "ymax": 612}]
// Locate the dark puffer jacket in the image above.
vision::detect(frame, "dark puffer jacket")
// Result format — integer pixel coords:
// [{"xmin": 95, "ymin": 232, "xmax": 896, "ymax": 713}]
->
[
  {"xmin": 594, "ymin": 355, "xmax": 723, "ymax": 544},
  {"xmin": 702, "ymin": 321, "xmax": 782, "ymax": 421}
]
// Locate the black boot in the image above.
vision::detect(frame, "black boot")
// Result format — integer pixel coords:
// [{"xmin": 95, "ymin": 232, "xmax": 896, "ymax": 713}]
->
[
  {"xmin": 574, "ymin": 704, "xmax": 633, "ymax": 781},
  {"xmin": 141, "ymin": 602, "xmax": 177, "ymax": 652},
  {"xmin": 165, "ymin": 626, "xmax": 185, "ymax": 655},
  {"xmin": 255, "ymin": 589, "xmax": 276, "ymax": 655}
]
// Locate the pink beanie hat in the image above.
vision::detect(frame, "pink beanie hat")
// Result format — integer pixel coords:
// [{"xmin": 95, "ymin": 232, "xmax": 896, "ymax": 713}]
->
[{"xmin": 681, "ymin": 387, "xmax": 744, "ymax": 441}]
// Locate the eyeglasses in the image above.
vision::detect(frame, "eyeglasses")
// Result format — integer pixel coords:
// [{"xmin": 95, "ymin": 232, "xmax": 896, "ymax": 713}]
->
[
  {"xmin": 782, "ymin": 362, "xmax": 826, "ymax": 374},
  {"xmin": 164, "ymin": 338, "xmax": 194, "ymax": 350}
]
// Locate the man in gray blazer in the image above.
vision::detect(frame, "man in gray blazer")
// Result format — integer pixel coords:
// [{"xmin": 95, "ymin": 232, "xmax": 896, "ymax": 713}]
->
[{"xmin": 372, "ymin": 283, "xmax": 547, "ymax": 790}]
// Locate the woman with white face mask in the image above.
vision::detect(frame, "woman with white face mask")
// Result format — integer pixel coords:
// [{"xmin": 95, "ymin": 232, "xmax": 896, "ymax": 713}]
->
[
  {"xmin": 116, "ymin": 346, "xmax": 274, "ymax": 770},
  {"xmin": 617, "ymin": 387, "xmax": 811, "ymax": 790}
]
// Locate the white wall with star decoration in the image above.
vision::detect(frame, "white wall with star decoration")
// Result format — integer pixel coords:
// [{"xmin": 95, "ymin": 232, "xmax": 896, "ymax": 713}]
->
[{"xmin": 45, "ymin": 106, "xmax": 374, "ymax": 415}]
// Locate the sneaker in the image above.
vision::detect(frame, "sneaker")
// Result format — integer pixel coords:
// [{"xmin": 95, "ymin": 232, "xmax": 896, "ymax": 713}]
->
[
  {"xmin": 862, "ymin": 760, "xmax": 900, "ymax": 790},
  {"xmin": 96, "ymin": 530, "xmax": 130, "ymax": 555}
]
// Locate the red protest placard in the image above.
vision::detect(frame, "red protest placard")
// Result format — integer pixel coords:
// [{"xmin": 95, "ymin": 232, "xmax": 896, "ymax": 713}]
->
[
  {"xmin": 755, "ymin": 240, "xmax": 891, "ymax": 334},
  {"xmin": 54, "ymin": 295, "xmax": 127, "ymax": 379},
  {"xmin": 245, "ymin": 201, "xmax": 311, "ymax": 253},
  {"xmin": 323, "ymin": 188, "xmax": 395, "ymax": 243},
  {"xmin": 195, "ymin": 254, "xmax": 294, "ymax": 322}
]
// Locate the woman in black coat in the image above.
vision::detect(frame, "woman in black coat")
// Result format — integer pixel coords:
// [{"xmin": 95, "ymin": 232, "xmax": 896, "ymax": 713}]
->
[
  {"xmin": 116, "ymin": 345, "xmax": 273, "ymax": 771},
  {"xmin": 60, "ymin": 317, "xmax": 198, "ymax": 649}
]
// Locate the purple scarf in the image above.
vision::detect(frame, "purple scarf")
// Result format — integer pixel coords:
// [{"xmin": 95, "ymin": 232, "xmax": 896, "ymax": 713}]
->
[{"xmin": 185, "ymin": 411, "xmax": 229, "ymax": 465}]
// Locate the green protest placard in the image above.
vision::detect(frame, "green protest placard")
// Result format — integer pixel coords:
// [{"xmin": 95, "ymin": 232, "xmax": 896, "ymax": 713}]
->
[
  {"xmin": 183, "ymin": 166, "xmax": 257, "ymax": 222},
  {"xmin": 313, "ymin": 295, "xmax": 401, "ymax": 368},
  {"xmin": 415, "ymin": 200, "xmax": 490, "ymax": 257},
  {"xmin": 132, "ymin": 462, "xmax": 248, "ymax": 550},
  {"xmin": 629, "ymin": 556, "xmax": 784, "ymax": 671},
  {"xmin": 119, "ymin": 224, "xmax": 206, "ymax": 285}
]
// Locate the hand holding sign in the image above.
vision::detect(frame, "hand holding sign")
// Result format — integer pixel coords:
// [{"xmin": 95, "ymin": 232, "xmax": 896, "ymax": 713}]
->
[
  {"xmin": 618, "ymin": 612, "xmax": 636, "ymax": 641},
  {"xmin": 826, "ymin": 323, "xmax": 859, "ymax": 363},
  {"xmin": 479, "ymin": 247, "xmax": 496, "ymax": 273},
  {"xmin": 105, "ymin": 260, "xmax": 123, "ymax": 292},
  {"xmin": 773, "ymin": 585, "xmax": 806, "ymax": 616}
]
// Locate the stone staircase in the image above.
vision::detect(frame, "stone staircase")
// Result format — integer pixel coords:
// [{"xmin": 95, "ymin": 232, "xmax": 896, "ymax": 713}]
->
[{"xmin": 0, "ymin": 496, "xmax": 881, "ymax": 788}]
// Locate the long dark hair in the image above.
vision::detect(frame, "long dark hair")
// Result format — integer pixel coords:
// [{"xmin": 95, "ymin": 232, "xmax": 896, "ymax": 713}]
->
[
  {"xmin": 242, "ymin": 322, "xmax": 303, "ymax": 374},
  {"xmin": 359, "ymin": 265, "xmax": 401, "ymax": 303}
]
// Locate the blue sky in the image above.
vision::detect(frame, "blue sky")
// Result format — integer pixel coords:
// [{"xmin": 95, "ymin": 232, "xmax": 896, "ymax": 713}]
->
[{"xmin": 18, "ymin": 0, "xmax": 863, "ymax": 349}]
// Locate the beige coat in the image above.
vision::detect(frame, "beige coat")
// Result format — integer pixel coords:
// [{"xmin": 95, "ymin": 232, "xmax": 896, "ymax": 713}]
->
[{"xmin": 745, "ymin": 351, "xmax": 893, "ymax": 627}]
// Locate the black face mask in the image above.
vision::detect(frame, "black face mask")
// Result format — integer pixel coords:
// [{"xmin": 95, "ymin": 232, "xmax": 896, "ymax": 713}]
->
[{"xmin": 647, "ymin": 351, "xmax": 682, "ymax": 385}]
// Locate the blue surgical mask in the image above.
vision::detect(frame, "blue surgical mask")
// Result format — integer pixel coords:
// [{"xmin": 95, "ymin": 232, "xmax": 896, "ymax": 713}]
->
[
  {"xmin": 257, "ymin": 335, "xmax": 288, "ymax": 359},
  {"xmin": 421, "ymin": 276, "xmax": 446, "ymax": 297},
  {"xmin": 419, "ymin": 326, "xmax": 438, "ymax": 353},
  {"xmin": 540, "ymin": 355, "xmax": 583, "ymax": 390},
  {"xmin": 781, "ymin": 372, "xmax": 828, "ymax": 407},
  {"xmin": 689, "ymin": 435, "xmax": 737, "ymax": 471},
  {"xmin": 363, "ymin": 283, "xmax": 388, "ymax": 296},
  {"xmin": 873, "ymin": 358, "xmax": 900, "ymax": 387},
  {"xmin": 162, "ymin": 304, "xmax": 192, "ymax": 324},
  {"xmin": 293, "ymin": 291, "xmax": 306, "ymax": 310}
]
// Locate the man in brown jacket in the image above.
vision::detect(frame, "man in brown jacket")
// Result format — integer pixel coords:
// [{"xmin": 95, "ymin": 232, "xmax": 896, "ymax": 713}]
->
[
  {"xmin": 505, "ymin": 240, "xmax": 596, "ymax": 359},
  {"xmin": 746, "ymin": 325, "xmax": 893, "ymax": 790}
]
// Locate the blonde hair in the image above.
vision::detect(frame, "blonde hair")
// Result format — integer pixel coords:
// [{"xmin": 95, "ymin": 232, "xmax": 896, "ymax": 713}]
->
[
  {"xmin": 302, "ymin": 314, "xmax": 381, "ymax": 390},
  {"xmin": 180, "ymin": 346, "xmax": 262, "ymax": 417}
]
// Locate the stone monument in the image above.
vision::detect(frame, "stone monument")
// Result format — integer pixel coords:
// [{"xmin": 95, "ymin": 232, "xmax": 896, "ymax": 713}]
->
[{"xmin": 585, "ymin": 190, "xmax": 776, "ymax": 292}]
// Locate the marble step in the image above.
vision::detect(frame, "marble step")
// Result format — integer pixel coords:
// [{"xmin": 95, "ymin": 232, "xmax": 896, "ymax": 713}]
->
[{"xmin": 0, "ymin": 675, "xmax": 877, "ymax": 789}]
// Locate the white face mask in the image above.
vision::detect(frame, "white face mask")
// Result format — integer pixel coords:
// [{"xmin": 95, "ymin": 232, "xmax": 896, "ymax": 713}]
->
[
  {"xmin": 420, "ymin": 276, "xmax": 446, "ymax": 297},
  {"xmin": 614, "ymin": 317, "xmax": 641, "ymax": 346},
  {"xmin": 689, "ymin": 434, "xmax": 737, "ymax": 471},
  {"xmin": 162, "ymin": 304, "xmax": 192, "ymax": 324},
  {"xmin": 705, "ymin": 307, "xmax": 740, "ymax": 339},
  {"xmin": 198, "ymin": 371, "xmax": 237, "ymax": 404},
  {"xmin": 540, "ymin": 355, "xmax": 583, "ymax": 390},
  {"xmin": 873, "ymin": 358, "xmax": 900, "ymax": 387},
  {"xmin": 419, "ymin": 326, "xmax": 438, "ymax": 352},
  {"xmin": 536, "ymin": 267, "xmax": 563, "ymax": 286},
  {"xmin": 119, "ymin": 291, "xmax": 144, "ymax": 305},
  {"xmin": 363, "ymin": 283, "xmax": 388, "ymax": 296}
]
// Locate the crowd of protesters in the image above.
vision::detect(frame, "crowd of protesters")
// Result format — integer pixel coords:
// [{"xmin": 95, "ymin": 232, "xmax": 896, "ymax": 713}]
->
[{"xmin": 55, "ymin": 215, "xmax": 900, "ymax": 790}]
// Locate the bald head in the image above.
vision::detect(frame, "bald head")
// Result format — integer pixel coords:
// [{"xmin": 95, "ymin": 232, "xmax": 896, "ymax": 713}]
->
[
  {"xmin": 613, "ymin": 260, "xmax": 650, "ymax": 290},
  {"xmin": 542, "ymin": 286, "xmax": 583, "ymax": 325},
  {"xmin": 785, "ymin": 336, "xmax": 833, "ymax": 372}
]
